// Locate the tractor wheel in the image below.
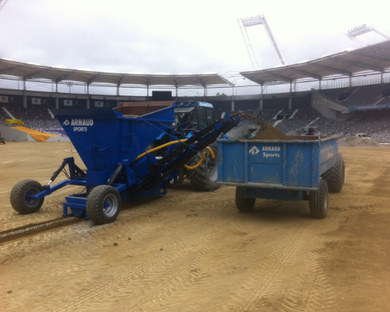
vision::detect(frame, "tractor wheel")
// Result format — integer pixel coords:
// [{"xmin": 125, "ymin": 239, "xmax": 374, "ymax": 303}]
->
[
  {"xmin": 87, "ymin": 185, "xmax": 121, "ymax": 225},
  {"xmin": 10, "ymin": 179, "xmax": 44, "ymax": 214},
  {"xmin": 322, "ymin": 153, "xmax": 345, "ymax": 193},
  {"xmin": 187, "ymin": 143, "xmax": 220, "ymax": 191},
  {"xmin": 236, "ymin": 187, "xmax": 255, "ymax": 212},
  {"xmin": 309, "ymin": 179, "xmax": 329, "ymax": 219}
]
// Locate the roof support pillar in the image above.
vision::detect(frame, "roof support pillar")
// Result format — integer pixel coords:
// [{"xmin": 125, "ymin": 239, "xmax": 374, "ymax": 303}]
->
[
  {"xmin": 23, "ymin": 94, "xmax": 27, "ymax": 108},
  {"xmin": 259, "ymin": 95, "xmax": 264, "ymax": 112},
  {"xmin": 258, "ymin": 84, "xmax": 264, "ymax": 112},
  {"xmin": 231, "ymin": 84, "xmax": 235, "ymax": 112},
  {"xmin": 288, "ymin": 82, "xmax": 293, "ymax": 109}
]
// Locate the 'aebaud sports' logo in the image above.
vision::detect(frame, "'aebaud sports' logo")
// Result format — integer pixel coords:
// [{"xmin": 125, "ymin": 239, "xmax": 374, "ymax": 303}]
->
[{"xmin": 63, "ymin": 119, "xmax": 94, "ymax": 132}]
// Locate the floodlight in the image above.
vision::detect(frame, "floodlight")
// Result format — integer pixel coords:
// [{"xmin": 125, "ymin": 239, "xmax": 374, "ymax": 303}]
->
[
  {"xmin": 241, "ymin": 15, "xmax": 264, "ymax": 27},
  {"xmin": 347, "ymin": 24, "xmax": 390, "ymax": 44},
  {"xmin": 238, "ymin": 14, "xmax": 286, "ymax": 68},
  {"xmin": 347, "ymin": 24, "xmax": 372, "ymax": 38}
]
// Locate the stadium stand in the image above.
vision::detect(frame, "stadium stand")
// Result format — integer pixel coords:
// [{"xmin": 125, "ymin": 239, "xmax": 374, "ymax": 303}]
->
[
  {"xmin": 319, "ymin": 83, "xmax": 390, "ymax": 108},
  {"xmin": 1, "ymin": 103, "xmax": 62, "ymax": 131},
  {"xmin": 0, "ymin": 107, "xmax": 8, "ymax": 124},
  {"xmin": 2, "ymin": 90, "xmax": 390, "ymax": 142}
]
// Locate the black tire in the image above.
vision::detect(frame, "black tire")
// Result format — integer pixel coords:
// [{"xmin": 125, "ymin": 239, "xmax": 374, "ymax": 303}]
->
[
  {"xmin": 187, "ymin": 143, "xmax": 220, "ymax": 191},
  {"xmin": 236, "ymin": 187, "xmax": 255, "ymax": 212},
  {"xmin": 10, "ymin": 179, "xmax": 44, "ymax": 214},
  {"xmin": 322, "ymin": 153, "xmax": 345, "ymax": 193},
  {"xmin": 87, "ymin": 185, "xmax": 121, "ymax": 225},
  {"xmin": 309, "ymin": 179, "xmax": 329, "ymax": 219}
]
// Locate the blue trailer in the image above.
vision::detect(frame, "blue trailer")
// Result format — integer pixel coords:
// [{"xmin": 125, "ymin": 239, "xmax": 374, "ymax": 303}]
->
[
  {"xmin": 10, "ymin": 103, "xmax": 238, "ymax": 224},
  {"xmin": 217, "ymin": 136, "xmax": 345, "ymax": 218}
]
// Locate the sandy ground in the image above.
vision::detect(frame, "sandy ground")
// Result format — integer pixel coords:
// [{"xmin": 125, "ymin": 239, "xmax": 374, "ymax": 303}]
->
[{"xmin": 1, "ymin": 142, "xmax": 390, "ymax": 311}]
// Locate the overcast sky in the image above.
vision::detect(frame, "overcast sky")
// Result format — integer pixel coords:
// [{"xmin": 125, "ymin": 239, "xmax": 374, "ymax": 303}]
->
[{"xmin": 0, "ymin": 0, "xmax": 389, "ymax": 77}]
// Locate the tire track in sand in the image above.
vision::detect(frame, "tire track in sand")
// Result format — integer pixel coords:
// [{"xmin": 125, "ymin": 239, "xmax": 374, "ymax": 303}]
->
[
  {"xmin": 279, "ymin": 210, "xmax": 359, "ymax": 312},
  {"xmin": 221, "ymin": 212, "xmax": 359, "ymax": 312},
  {"xmin": 53, "ymin": 199, "xmax": 236, "ymax": 312}
]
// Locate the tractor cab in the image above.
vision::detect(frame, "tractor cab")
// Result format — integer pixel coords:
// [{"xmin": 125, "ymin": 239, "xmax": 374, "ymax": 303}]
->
[{"xmin": 173, "ymin": 101, "xmax": 216, "ymax": 135}]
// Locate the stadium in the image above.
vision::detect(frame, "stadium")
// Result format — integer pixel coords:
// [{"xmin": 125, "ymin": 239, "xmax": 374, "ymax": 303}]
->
[
  {"xmin": 1, "ymin": 38, "xmax": 390, "ymax": 143},
  {"xmin": 2, "ymin": 5, "xmax": 390, "ymax": 311}
]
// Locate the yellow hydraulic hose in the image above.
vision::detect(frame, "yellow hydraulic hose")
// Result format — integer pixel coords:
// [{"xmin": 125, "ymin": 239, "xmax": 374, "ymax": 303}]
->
[
  {"xmin": 135, "ymin": 140, "xmax": 215, "ymax": 171},
  {"xmin": 205, "ymin": 146, "xmax": 215, "ymax": 158},
  {"xmin": 183, "ymin": 146, "xmax": 215, "ymax": 170},
  {"xmin": 134, "ymin": 139, "xmax": 187, "ymax": 161},
  {"xmin": 183, "ymin": 151, "xmax": 206, "ymax": 170}
]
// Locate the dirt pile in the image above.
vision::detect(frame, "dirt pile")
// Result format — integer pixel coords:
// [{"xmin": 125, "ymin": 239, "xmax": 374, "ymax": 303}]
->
[
  {"xmin": 233, "ymin": 113, "xmax": 297, "ymax": 140},
  {"xmin": 338, "ymin": 136, "xmax": 384, "ymax": 148},
  {"xmin": 253, "ymin": 121, "xmax": 290, "ymax": 140}
]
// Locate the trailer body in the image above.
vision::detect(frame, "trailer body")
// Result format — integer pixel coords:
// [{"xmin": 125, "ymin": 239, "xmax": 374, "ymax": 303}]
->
[{"xmin": 217, "ymin": 136, "xmax": 344, "ymax": 217}]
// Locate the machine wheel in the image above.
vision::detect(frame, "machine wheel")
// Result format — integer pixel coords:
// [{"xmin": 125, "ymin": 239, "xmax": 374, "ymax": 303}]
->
[
  {"xmin": 236, "ymin": 187, "xmax": 255, "ymax": 212},
  {"xmin": 187, "ymin": 143, "xmax": 220, "ymax": 191},
  {"xmin": 309, "ymin": 179, "xmax": 329, "ymax": 219},
  {"xmin": 87, "ymin": 185, "xmax": 121, "ymax": 225},
  {"xmin": 322, "ymin": 153, "xmax": 345, "ymax": 193},
  {"xmin": 10, "ymin": 179, "xmax": 44, "ymax": 214}
]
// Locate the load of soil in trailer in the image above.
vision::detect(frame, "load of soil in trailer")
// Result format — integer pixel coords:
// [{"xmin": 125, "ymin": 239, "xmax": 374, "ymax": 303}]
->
[{"xmin": 231, "ymin": 113, "xmax": 321, "ymax": 141}]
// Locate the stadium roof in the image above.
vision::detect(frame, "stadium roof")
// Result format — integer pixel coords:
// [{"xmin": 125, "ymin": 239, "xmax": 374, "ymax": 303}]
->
[
  {"xmin": 0, "ymin": 59, "xmax": 232, "ymax": 88},
  {"xmin": 240, "ymin": 40, "xmax": 390, "ymax": 85},
  {"xmin": 1, "ymin": 40, "xmax": 390, "ymax": 90}
]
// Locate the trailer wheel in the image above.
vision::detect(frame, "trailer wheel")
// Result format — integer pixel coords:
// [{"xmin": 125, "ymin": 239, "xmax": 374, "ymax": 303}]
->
[
  {"xmin": 236, "ymin": 187, "xmax": 255, "ymax": 212},
  {"xmin": 87, "ymin": 185, "xmax": 121, "ymax": 225},
  {"xmin": 10, "ymin": 179, "xmax": 44, "ymax": 214},
  {"xmin": 187, "ymin": 143, "xmax": 220, "ymax": 191},
  {"xmin": 309, "ymin": 179, "xmax": 329, "ymax": 219},
  {"xmin": 322, "ymin": 153, "xmax": 345, "ymax": 193}
]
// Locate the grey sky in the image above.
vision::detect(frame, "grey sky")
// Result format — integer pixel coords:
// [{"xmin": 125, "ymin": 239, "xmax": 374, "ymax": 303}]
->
[{"xmin": 0, "ymin": 0, "xmax": 389, "ymax": 77}]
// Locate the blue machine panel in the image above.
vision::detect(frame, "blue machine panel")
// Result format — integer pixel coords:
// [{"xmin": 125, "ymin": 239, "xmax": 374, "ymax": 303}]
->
[
  {"xmin": 218, "ymin": 141, "xmax": 245, "ymax": 183},
  {"xmin": 285, "ymin": 143, "xmax": 315, "ymax": 187},
  {"xmin": 55, "ymin": 107, "xmax": 175, "ymax": 186},
  {"xmin": 247, "ymin": 142, "xmax": 283, "ymax": 184}
]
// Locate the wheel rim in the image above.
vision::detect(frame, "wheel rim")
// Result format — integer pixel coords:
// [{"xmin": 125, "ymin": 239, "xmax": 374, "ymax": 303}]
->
[
  {"xmin": 24, "ymin": 187, "xmax": 41, "ymax": 208},
  {"xmin": 324, "ymin": 194, "xmax": 329, "ymax": 214},
  {"xmin": 102, "ymin": 193, "xmax": 119, "ymax": 218},
  {"xmin": 206, "ymin": 156, "xmax": 218, "ymax": 182}
]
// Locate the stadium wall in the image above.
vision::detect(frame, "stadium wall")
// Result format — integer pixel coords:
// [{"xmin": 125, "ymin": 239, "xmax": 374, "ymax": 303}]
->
[{"xmin": 0, "ymin": 124, "xmax": 29, "ymax": 142}]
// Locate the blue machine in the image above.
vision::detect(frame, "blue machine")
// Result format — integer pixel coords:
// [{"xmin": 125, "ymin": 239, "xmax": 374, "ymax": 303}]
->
[
  {"xmin": 217, "ymin": 136, "xmax": 345, "ymax": 218},
  {"xmin": 10, "ymin": 105, "xmax": 238, "ymax": 224}
]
